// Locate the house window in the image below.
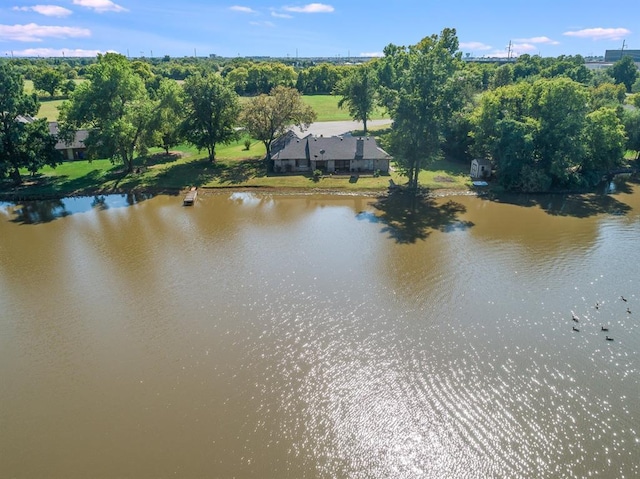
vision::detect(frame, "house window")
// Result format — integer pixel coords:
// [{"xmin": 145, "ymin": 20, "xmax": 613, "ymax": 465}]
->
[
  {"xmin": 335, "ymin": 160, "xmax": 350, "ymax": 171},
  {"xmin": 296, "ymin": 159, "xmax": 309, "ymax": 168}
]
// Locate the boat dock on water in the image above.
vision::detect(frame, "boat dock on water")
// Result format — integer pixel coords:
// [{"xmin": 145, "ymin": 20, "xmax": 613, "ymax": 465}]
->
[{"xmin": 183, "ymin": 187, "xmax": 198, "ymax": 206}]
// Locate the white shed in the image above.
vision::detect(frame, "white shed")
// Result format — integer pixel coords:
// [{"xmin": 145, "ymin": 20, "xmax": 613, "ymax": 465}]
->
[{"xmin": 470, "ymin": 158, "xmax": 491, "ymax": 179}]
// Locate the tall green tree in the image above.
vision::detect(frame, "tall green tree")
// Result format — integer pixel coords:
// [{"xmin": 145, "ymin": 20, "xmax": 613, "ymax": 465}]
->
[
  {"xmin": 378, "ymin": 28, "xmax": 465, "ymax": 189},
  {"xmin": 590, "ymin": 83, "xmax": 627, "ymax": 110},
  {"xmin": 471, "ymin": 78, "xmax": 601, "ymax": 190},
  {"xmin": 241, "ymin": 85, "xmax": 316, "ymax": 162},
  {"xmin": 529, "ymin": 77, "xmax": 589, "ymax": 184},
  {"xmin": 334, "ymin": 64, "xmax": 377, "ymax": 134},
  {"xmin": 59, "ymin": 53, "xmax": 152, "ymax": 173},
  {"xmin": 611, "ymin": 55, "xmax": 639, "ymax": 93},
  {"xmin": 582, "ymin": 107, "xmax": 626, "ymax": 173},
  {"xmin": 181, "ymin": 72, "xmax": 241, "ymax": 162},
  {"xmin": 33, "ymin": 67, "xmax": 64, "ymax": 97},
  {"xmin": 147, "ymin": 79, "xmax": 184, "ymax": 154},
  {"xmin": 622, "ymin": 109, "xmax": 640, "ymax": 159},
  {"xmin": 0, "ymin": 63, "xmax": 61, "ymax": 185}
]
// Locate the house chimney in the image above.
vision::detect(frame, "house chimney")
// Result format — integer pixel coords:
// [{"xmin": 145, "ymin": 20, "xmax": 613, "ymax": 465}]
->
[{"xmin": 355, "ymin": 137, "xmax": 364, "ymax": 158}]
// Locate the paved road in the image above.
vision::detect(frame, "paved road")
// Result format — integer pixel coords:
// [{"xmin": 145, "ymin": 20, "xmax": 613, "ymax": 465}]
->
[{"xmin": 291, "ymin": 119, "xmax": 392, "ymax": 138}]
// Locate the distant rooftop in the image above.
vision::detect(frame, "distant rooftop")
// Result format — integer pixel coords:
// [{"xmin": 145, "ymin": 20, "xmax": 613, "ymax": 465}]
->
[{"xmin": 605, "ymin": 50, "xmax": 640, "ymax": 62}]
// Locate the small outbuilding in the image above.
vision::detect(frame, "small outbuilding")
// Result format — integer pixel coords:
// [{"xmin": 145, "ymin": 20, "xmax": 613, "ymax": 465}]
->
[{"xmin": 470, "ymin": 158, "xmax": 492, "ymax": 179}]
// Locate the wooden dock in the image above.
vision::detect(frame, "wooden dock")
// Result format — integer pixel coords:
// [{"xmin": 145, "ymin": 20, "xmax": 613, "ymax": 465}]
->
[{"xmin": 183, "ymin": 187, "xmax": 198, "ymax": 206}]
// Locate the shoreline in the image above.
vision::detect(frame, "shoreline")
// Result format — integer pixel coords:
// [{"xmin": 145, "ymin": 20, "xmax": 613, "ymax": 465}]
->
[{"xmin": 0, "ymin": 183, "xmax": 481, "ymax": 202}]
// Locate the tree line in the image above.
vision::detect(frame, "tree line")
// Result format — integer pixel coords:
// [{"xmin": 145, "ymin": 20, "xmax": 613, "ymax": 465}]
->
[{"xmin": 2, "ymin": 31, "xmax": 640, "ymax": 191}]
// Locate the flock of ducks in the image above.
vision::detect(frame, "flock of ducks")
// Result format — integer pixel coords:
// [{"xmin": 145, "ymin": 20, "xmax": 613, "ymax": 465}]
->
[{"xmin": 570, "ymin": 295, "xmax": 631, "ymax": 341}]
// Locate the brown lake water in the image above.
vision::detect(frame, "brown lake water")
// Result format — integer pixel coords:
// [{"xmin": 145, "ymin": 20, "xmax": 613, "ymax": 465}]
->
[{"xmin": 1, "ymin": 185, "xmax": 639, "ymax": 478}]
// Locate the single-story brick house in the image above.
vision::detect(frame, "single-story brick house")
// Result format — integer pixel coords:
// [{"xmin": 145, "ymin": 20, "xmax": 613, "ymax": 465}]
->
[
  {"xmin": 271, "ymin": 132, "xmax": 391, "ymax": 174},
  {"xmin": 48, "ymin": 122, "xmax": 88, "ymax": 160}
]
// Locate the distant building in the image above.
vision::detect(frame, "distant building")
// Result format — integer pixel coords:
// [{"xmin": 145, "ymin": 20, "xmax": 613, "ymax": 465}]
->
[{"xmin": 604, "ymin": 49, "xmax": 640, "ymax": 62}]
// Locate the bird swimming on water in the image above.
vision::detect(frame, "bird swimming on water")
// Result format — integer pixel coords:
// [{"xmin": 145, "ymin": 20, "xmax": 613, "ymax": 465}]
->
[
  {"xmin": 606, "ymin": 336, "xmax": 614, "ymax": 341},
  {"xmin": 601, "ymin": 326, "xmax": 609, "ymax": 331},
  {"xmin": 573, "ymin": 326, "xmax": 580, "ymax": 332},
  {"xmin": 621, "ymin": 296, "xmax": 627, "ymax": 302}
]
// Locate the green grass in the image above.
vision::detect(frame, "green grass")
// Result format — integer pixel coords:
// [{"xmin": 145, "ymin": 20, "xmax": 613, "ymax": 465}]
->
[
  {"xmin": 6, "ymin": 139, "xmax": 472, "ymax": 199},
  {"xmin": 416, "ymin": 159, "xmax": 473, "ymax": 190},
  {"xmin": 301, "ymin": 95, "xmax": 389, "ymax": 122},
  {"xmin": 38, "ymin": 99, "xmax": 65, "ymax": 121},
  {"xmin": 33, "ymin": 91, "xmax": 387, "ymax": 124}
]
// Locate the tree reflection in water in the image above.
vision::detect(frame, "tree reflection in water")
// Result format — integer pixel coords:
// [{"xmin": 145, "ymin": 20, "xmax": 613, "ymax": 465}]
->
[
  {"xmin": 361, "ymin": 189, "xmax": 474, "ymax": 244},
  {"xmin": 11, "ymin": 199, "xmax": 69, "ymax": 224}
]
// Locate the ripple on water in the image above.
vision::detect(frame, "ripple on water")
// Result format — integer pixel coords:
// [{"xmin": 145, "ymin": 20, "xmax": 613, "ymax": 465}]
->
[{"xmin": 244, "ymin": 284, "xmax": 639, "ymax": 479}]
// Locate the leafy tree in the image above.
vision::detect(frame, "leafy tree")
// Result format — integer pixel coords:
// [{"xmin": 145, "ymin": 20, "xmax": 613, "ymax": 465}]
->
[
  {"xmin": 33, "ymin": 67, "xmax": 64, "ymax": 97},
  {"xmin": 470, "ymin": 83, "xmax": 540, "ymax": 189},
  {"xmin": 512, "ymin": 54, "xmax": 543, "ymax": 81},
  {"xmin": 0, "ymin": 63, "xmax": 62, "ymax": 184},
  {"xmin": 334, "ymin": 64, "xmax": 377, "ymax": 134},
  {"xmin": 540, "ymin": 55, "xmax": 592, "ymax": 84},
  {"xmin": 529, "ymin": 77, "xmax": 589, "ymax": 184},
  {"xmin": 61, "ymin": 79, "xmax": 76, "ymax": 97},
  {"xmin": 296, "ymin": 63, "xmax": 347, "ymax": 95},
  {"xmin": 622, "ymin": 109, "xmax": 640, "ymax": 159},
  {"xmin": 589, "ymin": 69, "xmax": 614, "ymax": 88},
  {"xmin": 378, "ymin": 28, "xmax": 465, "ymax": 189},
  {"xmin": 590, "ymin": 83, "xmax": 627, "ymax": 110},
  {"xmin": 181, "ymin": 72, "xmax": 241, "ymax": 162},
  {"xmin": 471, "ymin": 78, "xmax": 594, "ymax": 189},
  {"xmin": 241, "ymin": 85, "xmax": 316, "ymax": 162},
  {"xmin": 59, "ymin": 53, "xmax": 152, "ymax": 173},
  {"xmin": 611, "ymin": 56, "xmax": 639, "ymax": 93},
  {"xmin": 629, "ymin": 93, "xmax": 640, "ymax": 109},
  {"xmin": 225, "ymin": 66, "xmax": 249, "ymax": 94},
  {"xmin": 245, "ymin": 62, "xmax": 296, "ymax": 95},
  {"xmin": 147, "ymin": 78, "xmax": 184, "ymax": 154},
  {"xmin": 492, "ymin": 64, "xmax": 513, "ymax": 88},
  {"xmin": 582, "ymin": 107, "xmax": 626, "ymax": 173}
]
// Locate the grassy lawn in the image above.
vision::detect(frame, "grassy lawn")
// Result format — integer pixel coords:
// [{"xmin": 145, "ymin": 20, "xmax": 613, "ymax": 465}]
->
[
  {"xmin": 5, "ymin": 137, "xmax": 472, "ymax": 199},
  {"xmin": 38, "ymin": 99, "xmax": 65, "ymax": 121},
  {"xmin": 301, "ymin": 95, "xmax": 389, "ymax": 122},
  {"xmin": 33, "ymin": 92, "xmax": 387, "ymax": 124}
]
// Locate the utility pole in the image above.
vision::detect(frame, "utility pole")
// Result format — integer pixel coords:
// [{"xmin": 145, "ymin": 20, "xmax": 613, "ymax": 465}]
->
[{"xmin": 507, "ymin": 40, "xmax": 513, "ymax": 60}]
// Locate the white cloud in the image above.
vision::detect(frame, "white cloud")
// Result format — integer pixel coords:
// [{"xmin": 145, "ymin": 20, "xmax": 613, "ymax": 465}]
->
[
  {"xmin": 0, "ymin": 23, "xmax": 91, "ymax": 42},
  {"xmin": 511, "ymin": 43, "xmax": 537, "ymax": 52},
  {"xmin": 230, "ymin": 6, "xmax": 257, "ymax": 13},
  {"xmin": 250, "ymin": 21, "xmax": 275, "ymax": 27},
  {"xmin": 271, "ymin": 11, "xmax": 293, "ymax": 18},
  {"xmin": 514, "ymin": 36, "xmax": 560, "ymax": 45},
  {"xmin": 283, "ymin": 3, "xmax": 334, "ymax": 13},
  {"xmin": 6, "ymin": 47, "xmax": 109, "ymax": 57},
  {"xmin": 459, "ymin": 41, "xmax": 492, "ymax": 51},
  {"xmin": 359, "ymin": 52, "xmax": 383, "ymax": 57},
  {"xmin": 563, "ymin": 27, "xmax": 630, "ymax": 41},
  {"xmin": 13, "ymin": 5, "xmax": 73, "ymax": 17},
  {"xmin": 72, "ymin": 0, "xmax": 128, "ymax": 13}
]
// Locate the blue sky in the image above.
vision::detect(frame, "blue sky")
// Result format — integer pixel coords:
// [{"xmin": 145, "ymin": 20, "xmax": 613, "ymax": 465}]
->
[{"xmin": 1, "ymin": 0, "xmax": 638, "ymax": 59}]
